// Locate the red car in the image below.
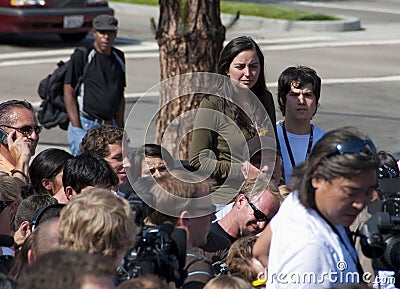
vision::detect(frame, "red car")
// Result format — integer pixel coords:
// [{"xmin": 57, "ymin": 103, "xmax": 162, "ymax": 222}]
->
[{"xmin": 0, "ymin": 0, "xmax": 113, "ymax": 41}]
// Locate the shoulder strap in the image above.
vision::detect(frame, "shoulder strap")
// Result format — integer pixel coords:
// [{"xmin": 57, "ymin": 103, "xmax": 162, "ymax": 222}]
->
[
  {"xmin": 111, "ymin": 48, "xmax": 125, "ymax": 72},
  {"xmin": 75, "ymin": 47, "xmax": 95, "ymax": 93}
]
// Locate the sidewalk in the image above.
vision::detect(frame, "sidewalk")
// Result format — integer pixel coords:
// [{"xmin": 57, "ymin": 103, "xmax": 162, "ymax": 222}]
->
[{"xmin": 111, "ymin": 1, "xmax": 361, "ymax": 44}]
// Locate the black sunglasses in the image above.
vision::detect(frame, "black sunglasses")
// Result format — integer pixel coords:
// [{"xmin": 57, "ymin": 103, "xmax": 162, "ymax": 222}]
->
[
  {"xmin": 245, "ymin": 196, "xmax": 269, "ymax": 222},
  {"xmin": 1, "ymin": 124, "xmax": 42, "ymax": 137},
  {"xmin": 0, "ymin": 200, "xmax": 13, "ymax": 213},
  {"xmin": 327, "ymin": 139, "xmax": 376, "ymax": 158}
]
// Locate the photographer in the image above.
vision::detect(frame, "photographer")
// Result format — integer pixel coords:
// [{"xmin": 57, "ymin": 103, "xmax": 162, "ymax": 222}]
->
[
  {"xmin": 267, "ymin": 127, "xmax": 379, "ymax": 288},
  {"xmin": 133, "ymin": 170, "xmax": 215, "ymax": 289}
]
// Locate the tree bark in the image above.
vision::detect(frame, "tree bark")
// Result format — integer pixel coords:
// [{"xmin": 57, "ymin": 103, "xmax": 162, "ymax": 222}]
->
[{"xmin": 156, "ymin": 0, "xmax": 225, "ymax": 160}]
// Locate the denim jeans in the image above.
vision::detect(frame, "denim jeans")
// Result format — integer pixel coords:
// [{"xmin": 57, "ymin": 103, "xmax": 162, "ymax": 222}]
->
[{"xmin": 67, "ymin": 116, "xmax": 117, "ymax": 156}]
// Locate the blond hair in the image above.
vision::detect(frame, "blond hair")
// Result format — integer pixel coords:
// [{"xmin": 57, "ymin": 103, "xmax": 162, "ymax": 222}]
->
[
  {"xmin": 59, "ymin": 188, "xmax": 137, "ymax": 259},
  {"xmin": 204, "ymin": 275, "xmax": 252, "ymax": 289},
  {"xmin": 237, "ymin": 172, "xmax": 283, "ymax": 206}
]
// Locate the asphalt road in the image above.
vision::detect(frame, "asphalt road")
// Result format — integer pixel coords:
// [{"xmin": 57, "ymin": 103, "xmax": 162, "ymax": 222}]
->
[{"xmin": 0, "ymin": 0, "xmax": 399, "ymax": 158}]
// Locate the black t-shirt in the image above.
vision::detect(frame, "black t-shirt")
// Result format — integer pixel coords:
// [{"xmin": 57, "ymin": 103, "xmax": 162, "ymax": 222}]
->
[
  {"xmin": 210, "ymin": 222, "xmax": 237, "ymax": 244},
  {"xmin": 65, "ymin": 46, "xmax": 126, "ymax": 120}
]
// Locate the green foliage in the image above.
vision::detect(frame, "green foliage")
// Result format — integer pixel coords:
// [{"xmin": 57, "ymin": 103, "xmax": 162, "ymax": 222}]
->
[
  {"xmin": 111, "ymin": 0, "xmax": 340, "ymax": 21},
  {"xmin": 220, "ymin": 1, "xmax": 340, "ymax": 21}
]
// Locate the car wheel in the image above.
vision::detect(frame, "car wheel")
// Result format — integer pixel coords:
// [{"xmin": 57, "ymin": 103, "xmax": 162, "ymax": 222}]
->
[{"xmin": 59, "ymin": 32, "xmax": 87, "ymax": 42}]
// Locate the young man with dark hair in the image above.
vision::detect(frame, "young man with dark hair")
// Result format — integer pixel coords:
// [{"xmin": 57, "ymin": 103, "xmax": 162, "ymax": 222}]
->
[
  {"xmin": 64, "ymin": 14, "xmax": 126, "ymax": 156},
  {"xmin": 62, "ymin": 152, "xmax": 119, "ymax": 201},
  {"xmin": 276, "ymin": 66, "xmax": 325, "ymax": 185}
]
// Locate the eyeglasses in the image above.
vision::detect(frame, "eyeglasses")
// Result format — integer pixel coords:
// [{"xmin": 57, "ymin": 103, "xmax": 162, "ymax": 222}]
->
[
  {"xmin": 245, "ymin": 196, "xmax": 269, "ymax": 222},
  {"xmin": 0, "ymin": 200, "xmax": 13, "ymax": 213},
  {"xmin": 1, "ymin": 124, "xmax": 42, "ymax": 137},
  {"xmin": 327, "ymin": 139, "xmax": 376, "ymax": 158}
]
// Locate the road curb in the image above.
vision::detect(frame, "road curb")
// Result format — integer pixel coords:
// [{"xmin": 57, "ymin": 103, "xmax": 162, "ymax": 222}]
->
[
  {"xmin": 111, "ymin": 2, "xmax": 361, "ymax": 33},
  {"xmin": 226, "ymin": 14, "xmax": 361, "ymax": 32}
]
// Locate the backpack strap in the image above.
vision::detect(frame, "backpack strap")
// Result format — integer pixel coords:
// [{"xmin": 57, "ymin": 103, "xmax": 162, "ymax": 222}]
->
[
  {"xmin": 75, "ymin": 47, "xmax": 95, "ymax": 101},
  {"xmin": 112, "ymin": 49, "xmax": 125, "ymax": 73}
]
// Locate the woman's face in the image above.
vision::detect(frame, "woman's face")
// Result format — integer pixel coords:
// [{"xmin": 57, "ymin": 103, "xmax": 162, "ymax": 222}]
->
[{"xmin": 228, "ymin": 49, "xmax": 260, "ymax": 89}]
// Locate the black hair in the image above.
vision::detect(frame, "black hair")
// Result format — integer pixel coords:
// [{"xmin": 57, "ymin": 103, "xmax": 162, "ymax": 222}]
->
[
  {"xmin": 377, "ymin": 151, "xmax": 399, "ymax": 179},
  {"xmin": 217, "ymin": 36, "xmax": 276, "ymax": 134},
  {"xmin": 277, "ymin": 65, "xmax": 321, "ymax": 116},
  {"xmin": 292, "ymin": 127, "xmax": 379, "ymax": 209},
  {"xmin": 29, "ymin": 148, "xmax": 73, "ymax": 195},
  {"xmin": 62, "ymin": 152, "xmax": 118, "ymax": 194}
]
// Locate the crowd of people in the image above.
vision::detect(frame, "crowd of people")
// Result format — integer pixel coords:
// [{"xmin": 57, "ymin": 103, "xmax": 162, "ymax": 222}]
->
[{"xmin": 0, "ymin": 13, "xmax": 399, "ymax": 289}]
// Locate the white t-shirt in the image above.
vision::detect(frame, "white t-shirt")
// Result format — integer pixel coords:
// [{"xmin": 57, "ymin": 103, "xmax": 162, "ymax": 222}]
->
[
  {"xmin": 214, "ymin": 202, "xmax": 233, "ymax": 221},
  {"xmin": 276, "ymin": 122, "xmax": 325, "ymax": 185},
  {"xmin": 268, "ymin": 192, "xmax": 360, "ymax": 289}
]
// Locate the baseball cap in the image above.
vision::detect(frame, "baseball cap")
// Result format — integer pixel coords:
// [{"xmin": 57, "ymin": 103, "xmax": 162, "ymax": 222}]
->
[
  {"xmin": 243, "ymin": 136, "xmax": 276, "ymax": 161},
  {"xmin": 92, "ymin": 14, "xmax": 118, "ymax": 31}
]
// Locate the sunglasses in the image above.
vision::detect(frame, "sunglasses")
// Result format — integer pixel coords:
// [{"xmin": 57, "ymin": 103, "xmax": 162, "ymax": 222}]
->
[
  {"xmin": 1, "ymin": 124, "xmax": 42, "ymax": 137},
  {"xmin": 0, "ymin": 200, "xmax": 13, "ymax": 213},
  {"xmin": 245, "ymin": 196, "xmax": 269, "ymax": 222},
  {"xmin": 327, "ymin": 139, "xmax": 376, "ymax": 158}
]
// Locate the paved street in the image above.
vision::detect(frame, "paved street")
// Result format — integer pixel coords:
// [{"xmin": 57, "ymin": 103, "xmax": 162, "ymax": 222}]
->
[{"xmin": 0, "ymin": 0, "xmax": 399, "ymax": 157}]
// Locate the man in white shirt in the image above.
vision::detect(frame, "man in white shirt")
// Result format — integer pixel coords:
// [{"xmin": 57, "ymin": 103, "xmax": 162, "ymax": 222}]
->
[
  {"xmin": 267, "ymin": 127, "xmax": 379, "ymax": 288},
  {"xmin": 276, "ymin": 66, "xmax": 325, "ymax": 185}
]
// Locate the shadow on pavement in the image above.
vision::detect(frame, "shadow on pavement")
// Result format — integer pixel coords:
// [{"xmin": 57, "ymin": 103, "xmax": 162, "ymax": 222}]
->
[{"xmin": 0, "ymin": 33, "xmax": 141, "ymax": 48}]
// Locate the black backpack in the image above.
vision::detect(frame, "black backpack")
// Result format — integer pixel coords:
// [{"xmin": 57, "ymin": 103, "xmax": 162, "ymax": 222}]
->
[{"xmin": 37, "ymin": 47, "xmax": 89, "ymax": 130}]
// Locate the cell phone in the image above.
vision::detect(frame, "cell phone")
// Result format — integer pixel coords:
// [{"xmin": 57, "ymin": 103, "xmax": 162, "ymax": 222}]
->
[{"xmin": 0, "ymin": 128, "xmax": 8, "ymax": 146}]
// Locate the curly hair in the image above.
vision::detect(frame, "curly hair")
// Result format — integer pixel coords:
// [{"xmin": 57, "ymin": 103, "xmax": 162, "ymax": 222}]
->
[
  {"xmin": 226, "ymin": 236, "xmax": 260, "ymax": 281},
  {"xmin": 80, "ymin": 125, "xmax": 125, "ymax": 158}
]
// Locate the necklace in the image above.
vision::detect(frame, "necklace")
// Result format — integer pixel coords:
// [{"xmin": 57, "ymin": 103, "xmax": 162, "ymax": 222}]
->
[{"xmin": 282, "ymin": 121, "xmax": 313, "ymax": 168}]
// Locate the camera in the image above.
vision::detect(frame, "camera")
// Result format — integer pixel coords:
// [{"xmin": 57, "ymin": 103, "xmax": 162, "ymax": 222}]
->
[
  {"xmin": 358, "ymin": 178, "xmax": 400, "ymax": 281},
  {"xmin": 117, "ymin": 200, "xmax": 187, "ymax": 286}
]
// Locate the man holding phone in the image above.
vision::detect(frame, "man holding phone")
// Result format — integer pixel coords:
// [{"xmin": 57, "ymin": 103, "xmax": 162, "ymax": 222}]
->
[{"xmin": 0, "ymin": 100, "xmax": 41, "ymax": 185}]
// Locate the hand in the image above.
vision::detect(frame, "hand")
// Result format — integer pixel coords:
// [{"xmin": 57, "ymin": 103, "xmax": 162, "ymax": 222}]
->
[
  {"xmin": 241, "ymin": 161, "xmax": 264, "ymax": 179},
  {"xmin": 7, "ymin": 130, "xmax": 32, "ymax": 168}
]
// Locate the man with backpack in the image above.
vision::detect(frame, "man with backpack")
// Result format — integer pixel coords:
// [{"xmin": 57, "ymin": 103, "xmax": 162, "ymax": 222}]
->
[{"xmin": 64, "ymin": 14, "xmax": 126, "ymax": 156}]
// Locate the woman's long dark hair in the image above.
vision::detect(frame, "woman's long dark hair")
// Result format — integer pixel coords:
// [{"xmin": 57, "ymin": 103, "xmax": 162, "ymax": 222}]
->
[{"xmin": 217, "ymin": 36, "xmax": 276, "ymax": 137}]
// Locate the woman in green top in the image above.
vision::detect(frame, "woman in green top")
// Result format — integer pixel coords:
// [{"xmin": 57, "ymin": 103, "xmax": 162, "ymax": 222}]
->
[{"xmin": 189, "ymin": 36, "xmax": 277, "ymax": 206}]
